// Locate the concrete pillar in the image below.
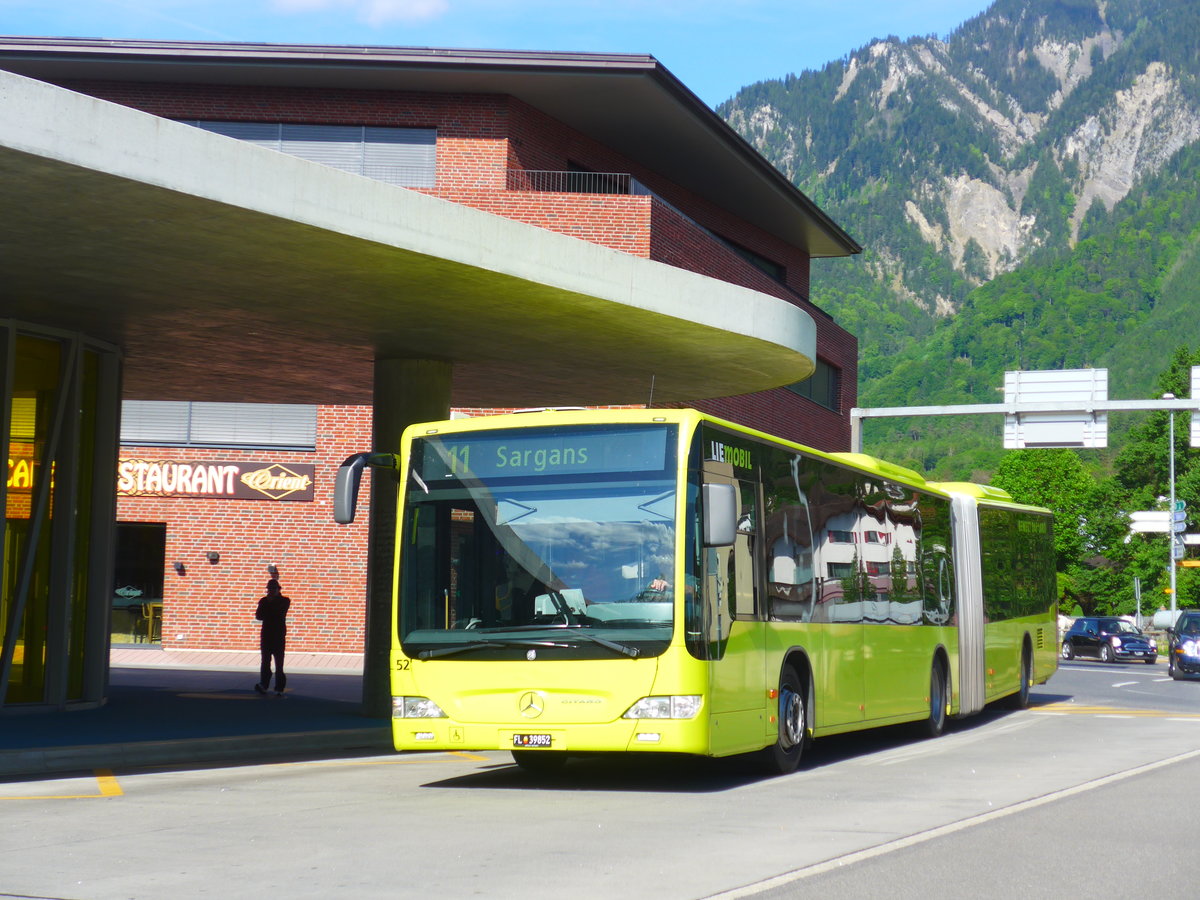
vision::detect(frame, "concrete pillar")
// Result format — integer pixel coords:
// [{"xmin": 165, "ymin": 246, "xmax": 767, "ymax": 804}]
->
[{"xmin": 363, "ymin": 358, "xmax": 452, "ymax": 717}]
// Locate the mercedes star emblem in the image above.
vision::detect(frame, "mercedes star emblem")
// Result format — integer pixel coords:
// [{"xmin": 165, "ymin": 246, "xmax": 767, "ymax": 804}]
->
[{"xmin": 518, "ymin": 691, "xmax": 544, "ymax": 718}]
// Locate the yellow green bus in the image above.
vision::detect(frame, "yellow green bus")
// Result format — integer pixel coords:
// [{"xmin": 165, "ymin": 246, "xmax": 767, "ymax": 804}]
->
[{"xmin": 334, "ymin": 408, "xmax": 1057, "ymax": 774}]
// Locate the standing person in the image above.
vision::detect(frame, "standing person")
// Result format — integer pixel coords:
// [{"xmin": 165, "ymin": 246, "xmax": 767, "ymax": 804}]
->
[{"xmin": 254, "ymin": 578, "xmax": 291, "ymax": 696}]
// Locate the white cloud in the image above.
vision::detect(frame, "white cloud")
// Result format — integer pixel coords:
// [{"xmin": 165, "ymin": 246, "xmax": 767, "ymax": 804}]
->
[{"xmin": 270, "ymin": 0, "xmax": 450, "ymax": 26}]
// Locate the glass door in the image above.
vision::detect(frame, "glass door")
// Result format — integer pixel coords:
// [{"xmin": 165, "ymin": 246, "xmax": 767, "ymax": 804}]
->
[{"xmin": 111, "ymin": 524, "xmax": 166, "ymax": 644}]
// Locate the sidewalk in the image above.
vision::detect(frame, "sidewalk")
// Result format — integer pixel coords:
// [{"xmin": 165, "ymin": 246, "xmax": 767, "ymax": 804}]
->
[
  {"xmin": 0, "ymin": 647, "xmax": 392, "ymax": 780},
  {"xmin": 108, "ymin": 645, "xmax": 367, "ymax": 673}
]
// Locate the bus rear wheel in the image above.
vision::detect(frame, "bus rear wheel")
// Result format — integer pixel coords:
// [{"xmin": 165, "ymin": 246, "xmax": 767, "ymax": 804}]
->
[
  {"xmin": 757, "ymin": 665, "xmax": 806, "ymax": 775},
  {"xmin": 1006, "ymin": 646, "xmax": 1032, "ymax": 709},
  {"xmin": 925, "ymin": 662, "xmax": 947, "ymax": 738}
]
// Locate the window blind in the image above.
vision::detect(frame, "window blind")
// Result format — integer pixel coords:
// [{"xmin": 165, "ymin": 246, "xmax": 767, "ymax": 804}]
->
[
  {"xmin": 121, "ymin": 401, "xmax": 317, "ymax": 449},
  {"xmin": 183, "ymin": 121, "xmax": 437, "ymax": 188}
]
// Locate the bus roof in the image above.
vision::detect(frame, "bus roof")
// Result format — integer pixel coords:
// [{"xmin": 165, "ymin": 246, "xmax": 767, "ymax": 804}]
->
[
  {"xmin": 929, "ymin": 481, "xmax": 1053, "ymax": 516},
  {"xmin": 402, "ymin": 410, "xmax": 1048, "ymax": 511},
  {"xmin": 929, "ymin": 482, "xmax": 1013, "ymax": 502}
]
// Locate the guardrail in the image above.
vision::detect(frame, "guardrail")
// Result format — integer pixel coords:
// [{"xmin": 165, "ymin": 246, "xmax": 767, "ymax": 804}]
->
[{"xmin": 505, "ymin": 169, "xmax": 650, "ymax": 195}]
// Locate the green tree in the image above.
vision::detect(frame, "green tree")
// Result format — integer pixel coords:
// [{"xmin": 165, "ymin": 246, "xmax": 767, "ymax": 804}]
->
[
  {"xmin": 992, "ymin": 448, "xmax": 1134, "ymax": 614},
  {"xmin": 1116, "ymin": 346, "xmax": 1200, "ymax": 503},
  {"xmin": 961, "ymin": 238, "xmax": 990, "ymax": 283},
  {"xmin": 1113, "ymin": 346, "xmax": 1200, "ymax": 612},
  {"xmin": 890, "ymin": 544, "xmax": 910, "ymax": 602},
  {"xmin": 992, "ymin": 449, "xmax": 1107, "ymax": 567}
]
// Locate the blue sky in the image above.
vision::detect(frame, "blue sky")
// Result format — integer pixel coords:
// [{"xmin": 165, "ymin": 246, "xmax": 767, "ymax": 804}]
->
[{"xmin": 0, "ymin": 0, "xmax": 993, "ymax": 107}]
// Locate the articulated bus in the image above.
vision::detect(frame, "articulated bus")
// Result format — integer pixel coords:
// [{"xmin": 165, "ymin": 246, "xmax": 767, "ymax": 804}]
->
[{"xmin": 334, "ymin": 408, "xmax": 1057, "ymax": 774}]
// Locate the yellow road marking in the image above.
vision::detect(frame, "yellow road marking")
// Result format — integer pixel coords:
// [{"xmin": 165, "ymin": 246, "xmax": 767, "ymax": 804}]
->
[
  {"xmin": 0, "ymin": 768, "xmax": 124, "ymax": 801},
  {"xmin": 96, "ymin": 769, "xmax": 124, "ymax": 796},
  {"xmin": 1, "ymin": 754, "xmax": 488, "ymax": 796}
]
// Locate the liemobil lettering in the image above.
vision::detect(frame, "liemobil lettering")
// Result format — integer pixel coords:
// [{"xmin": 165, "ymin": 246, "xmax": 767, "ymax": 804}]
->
[
  {"xmin": 708, "ymin": 441, "xmax": 752, "ymax": 470},
  {"xmin": 494, "ymin": 444, "xmax": 590, "ymax": 473}
]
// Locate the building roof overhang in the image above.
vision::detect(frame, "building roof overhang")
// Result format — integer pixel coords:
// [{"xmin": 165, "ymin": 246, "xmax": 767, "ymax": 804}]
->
[
  {"xmin": 0, "ymin": 68, "xmax": 819, "ymax": 407},
  {"xmin": 0, "ymin": 37, "xmax": 860, "ymax": 258}
]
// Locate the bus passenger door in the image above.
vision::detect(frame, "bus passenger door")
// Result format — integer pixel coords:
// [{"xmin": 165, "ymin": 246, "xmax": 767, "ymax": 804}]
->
[
  {"xmin": 760, "ymin": 448, "xmax": 865, "ymax": 731},
  {"xmin": 805, "ymin": 485, "xmax": 865, "ymax": 729},
  {"xmin": 814, "ymin": 612, "xmax": 865, "ymax": 728},
  {"xmin": 704, "ymin": 474, "xmax": 768, "ymax": 756}
]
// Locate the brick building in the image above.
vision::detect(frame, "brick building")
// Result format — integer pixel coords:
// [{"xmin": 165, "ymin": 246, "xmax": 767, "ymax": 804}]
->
[{"xmin": 0, "ymin": 40, "xmax": 859, "ymax": 683}]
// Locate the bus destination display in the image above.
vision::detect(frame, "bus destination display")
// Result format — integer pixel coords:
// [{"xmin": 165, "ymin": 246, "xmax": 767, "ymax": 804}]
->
[{"xmin": 420, "ymin": 426, "xmax": 673, "ymax": 481}]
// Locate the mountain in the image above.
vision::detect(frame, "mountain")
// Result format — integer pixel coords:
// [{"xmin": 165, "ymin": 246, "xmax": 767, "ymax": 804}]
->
[{"xmin": 720, "ymin": 0, "xmax": 1200, "ymax": 478}]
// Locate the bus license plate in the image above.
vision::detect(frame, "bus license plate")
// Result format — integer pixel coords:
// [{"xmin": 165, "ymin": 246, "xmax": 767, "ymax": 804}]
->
[{"xmin": 513, "ymin": 733, "xmax": 552, "ymax": 748}]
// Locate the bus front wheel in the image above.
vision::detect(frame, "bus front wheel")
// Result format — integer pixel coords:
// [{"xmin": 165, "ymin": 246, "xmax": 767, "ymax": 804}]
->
[{"xmin": 757, "ymin": 664, "xmax": 807, "ymax": 775}]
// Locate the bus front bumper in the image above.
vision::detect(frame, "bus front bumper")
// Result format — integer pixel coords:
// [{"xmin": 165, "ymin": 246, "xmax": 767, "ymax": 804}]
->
[{"xmin": 392, "ymin": 716, "xmax": 710, "ymax": 755}]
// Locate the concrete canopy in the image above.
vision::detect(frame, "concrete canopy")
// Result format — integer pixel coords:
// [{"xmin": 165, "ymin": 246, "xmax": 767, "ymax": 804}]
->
[
  {"xmin": 1, "ymin": 67, "xmax": 819, "ymax": 408},
  {"xmin": 0, "ymin": 39, "xmax": 860, "ymax": 260}
]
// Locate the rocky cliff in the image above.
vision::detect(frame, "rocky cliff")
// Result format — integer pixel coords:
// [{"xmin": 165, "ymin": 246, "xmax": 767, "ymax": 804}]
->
[{"xmin": 722, "ymin": 0, "xmax": 1200, "ymax": 316}]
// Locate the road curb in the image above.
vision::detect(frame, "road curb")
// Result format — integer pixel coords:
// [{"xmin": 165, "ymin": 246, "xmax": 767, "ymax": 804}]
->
[{"xmin": 0, "ymin": 727, "xmax": 393, "ymax": 779}]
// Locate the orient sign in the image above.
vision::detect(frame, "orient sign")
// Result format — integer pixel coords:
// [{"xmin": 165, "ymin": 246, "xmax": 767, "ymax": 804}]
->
[{"xmin": 118, "ymin": 458, "xmax": 315, "ymax": 502}]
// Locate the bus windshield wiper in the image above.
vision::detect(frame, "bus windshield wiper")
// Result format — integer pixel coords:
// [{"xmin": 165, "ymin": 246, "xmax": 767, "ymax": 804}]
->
[
  {"xmin": 416, "ymin": 638, "xmax": 569, "ymax": 660},
  {"xmin": 558, "ymin": 628, "xmax": 641, "ymax": 658},
  {"xmin": 423, "ymin": 628, "xmax": 641, "ymax": 659}
]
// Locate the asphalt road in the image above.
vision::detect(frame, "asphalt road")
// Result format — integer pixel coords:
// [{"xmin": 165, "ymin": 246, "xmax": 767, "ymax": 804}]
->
[{"xmin": 3, "ymin": 660, "xmax": 1199, "ymax": 900}]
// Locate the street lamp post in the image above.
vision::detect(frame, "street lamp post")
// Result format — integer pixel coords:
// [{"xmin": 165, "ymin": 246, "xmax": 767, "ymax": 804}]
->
[{"xmin": 1165, "ymin": 392, "xmax": 1178, "ymax": 617}]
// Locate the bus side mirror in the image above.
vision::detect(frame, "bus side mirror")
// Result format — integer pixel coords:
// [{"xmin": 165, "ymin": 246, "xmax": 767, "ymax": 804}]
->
[
  {"xmin": 333, "ymin": 454, "xmax": 369, "ymax": 524},
  {"xmin": 703, "ymin": 483, "xmax": 737, "ymax": 547},
  {"xmin": 333, "ymin": 453, "xmax": 397, "ymax": 524}
]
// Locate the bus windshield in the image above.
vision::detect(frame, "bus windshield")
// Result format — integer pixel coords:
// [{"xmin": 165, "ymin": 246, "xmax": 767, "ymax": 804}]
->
[{"xmin": 399, "ymin": 424, "xmax": 678, "ymax": 659}]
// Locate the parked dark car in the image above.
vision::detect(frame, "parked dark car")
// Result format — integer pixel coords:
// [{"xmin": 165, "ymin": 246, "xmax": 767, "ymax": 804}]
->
[
  {"xmin": 1167, "ymin": 611, "xmax": 1200, "ymax": 680},
  {"xmin": 1061, "ymin": 617, "xmax": 1158, "ymax": 664}
]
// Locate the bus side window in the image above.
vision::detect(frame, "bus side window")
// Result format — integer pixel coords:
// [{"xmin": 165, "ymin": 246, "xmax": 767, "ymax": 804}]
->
[
  {"xmin": 703, "ymin": 546, "xmax": 729, "ymax": 657},
  {"xmin": 762, "ymin": 453, "xmax": 818, "ymax": 622},
  {"xmin": 732, "ymin": 481, "xmax": 758, "ymax": 619},
  {"xmin": 702, "ymin": 479, "xmax": 755, "ymax": 654},
  {"xmin": 404, "ymin": 500, "xmax": 447, "ymax": 631}
]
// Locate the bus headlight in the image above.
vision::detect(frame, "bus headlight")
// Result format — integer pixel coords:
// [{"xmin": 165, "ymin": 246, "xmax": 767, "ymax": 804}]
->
[
  {"xmin": 623, "ymin": 695, "xmax": 702, "ymax": 719},
  {"xmin": 393, "ymin": 696, "xmax": 447, "ymax": 718}
]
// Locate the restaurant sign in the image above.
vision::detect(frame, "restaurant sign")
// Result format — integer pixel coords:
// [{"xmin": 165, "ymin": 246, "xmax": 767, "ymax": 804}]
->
[{"xmin": 118, "ymin": 458, "xmax": 315, "ymax": 501}]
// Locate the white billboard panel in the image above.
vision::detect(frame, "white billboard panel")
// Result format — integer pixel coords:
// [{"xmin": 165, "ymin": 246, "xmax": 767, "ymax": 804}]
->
[
  {"xmin": 1129, "ymin": 511, "xmax": 1188, "ymax": 533},
  {"xmin": 1191, "ymin": 366, "xmax": 1200, "ymax": 449},
  {"xmin": 1003, "ymin": 369, "xmax": 1108, "ymax": 449},
  {"xmin": 1129, "ymin": 511, "xmax": 1170, "ymax": 533}
]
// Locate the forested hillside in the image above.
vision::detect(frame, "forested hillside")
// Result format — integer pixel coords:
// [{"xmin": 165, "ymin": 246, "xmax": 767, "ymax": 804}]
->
[{"xmin": 721, "ymin": 0, "xmax": 1200, "ymax": 480}]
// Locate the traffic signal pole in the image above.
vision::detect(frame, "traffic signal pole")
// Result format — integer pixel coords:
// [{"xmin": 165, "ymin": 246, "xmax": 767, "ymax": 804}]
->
[
  {"xmin": 851, "ymin": 378, "xmax": 1200, "ymax": 621},
  {"xmin": 849, "ymin": 396, "xmax": 1200, "ymax": 454},
  {"xmin": 1167, "ymin": 393, "xmax": 1178, "ymax": 618}
]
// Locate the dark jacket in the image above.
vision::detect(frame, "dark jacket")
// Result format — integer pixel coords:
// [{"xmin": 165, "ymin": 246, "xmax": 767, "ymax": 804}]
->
[{"xmin": 255, "ymin": 593, "xmax": 291, "ymax": 647}]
